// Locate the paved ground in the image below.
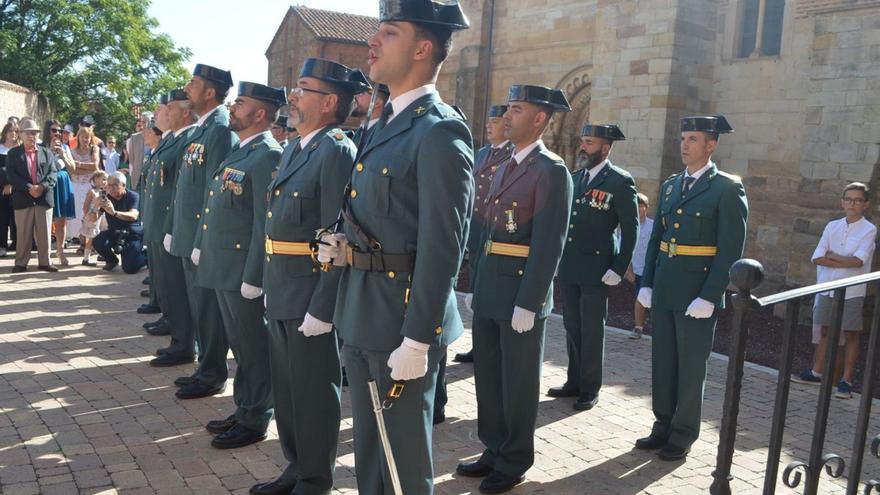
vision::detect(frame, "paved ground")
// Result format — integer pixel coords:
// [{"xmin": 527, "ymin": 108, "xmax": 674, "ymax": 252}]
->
[{"xmin": 1, "ymin": 252, "xmax": 879, "ymax": 494}]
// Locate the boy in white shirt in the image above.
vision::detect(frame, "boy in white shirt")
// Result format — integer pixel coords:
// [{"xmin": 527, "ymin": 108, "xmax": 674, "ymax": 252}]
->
[
  {"xmin": 626, "ymin": 193, "xmax": 653, "ymax": 339},
  {"xmin": 793, "ymin": 182, "xmax": 876, "ymax": 399}
]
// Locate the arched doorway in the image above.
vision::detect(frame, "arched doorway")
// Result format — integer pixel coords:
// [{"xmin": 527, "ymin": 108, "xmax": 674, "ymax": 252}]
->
[{"xmin": 545, "ymin": 65, "xmax": 592, "ymax": 169}]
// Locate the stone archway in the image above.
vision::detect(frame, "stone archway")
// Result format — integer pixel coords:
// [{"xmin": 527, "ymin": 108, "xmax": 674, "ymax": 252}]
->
[{"xmin": 545, "ymin": 65, "xmax": 592, "ymax": 169}]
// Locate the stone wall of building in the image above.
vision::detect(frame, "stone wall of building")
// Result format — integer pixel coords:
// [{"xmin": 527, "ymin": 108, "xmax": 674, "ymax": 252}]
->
[{"xmin": 0, "ymin": 80, "xmax": 51, "ymax": 125}]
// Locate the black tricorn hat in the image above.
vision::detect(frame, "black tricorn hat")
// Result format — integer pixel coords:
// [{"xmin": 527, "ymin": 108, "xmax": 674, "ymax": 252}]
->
[
  {"xmin": 680, "ymin": 115, "xmax": 734, "ymax": 134},
  {"xmin": 507, "ymin": 85, "xmax": 571, "ymax": 112},
  {"xmin": 238, "ymin": 82, "xmax": 288, "ymax": 106},
  {"xmin": 379, "ymin": 0, "xmax": 469, "ymax": 31},
  {"xmin": 299, "ymin": 58, "xmax": 371, "ymax": 94},
  {"xmin": 365, "ymin": 76, "xmax": 391, "ymax": 99},
  {"xmin": 193, "ymin": 64, "xmax": 233, "ymax": 89},
  {"xmin": 167, "ymin": 89, "xmax": 188, "ymax": 102},
  {"xmin": 274, "ymin": 115, "xmax": 288, "ymax": 128},
  {"xmin": 158, "ymin": 94, "xmax": 169, "ymax": 105},
  {"xmin": 581, "ymin": 124, "xmax": 626, "ymax": 141},
  {"xmin": 488, "ymin": 105, "xmax": 508, "ymax": 118}
]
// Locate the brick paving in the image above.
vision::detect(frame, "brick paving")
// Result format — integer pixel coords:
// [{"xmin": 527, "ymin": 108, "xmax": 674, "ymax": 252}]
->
[{"xmin": 1, "ymin": 252, "xmax": 878, "ymax": 494}]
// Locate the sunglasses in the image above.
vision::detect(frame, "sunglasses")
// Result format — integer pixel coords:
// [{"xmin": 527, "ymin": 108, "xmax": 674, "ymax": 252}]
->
[
  {"xmin": 290, "ymin": 87, "xmax": 331, "ymax": 98},
  {"xmin": 50, "ymin": 128, "xmax": 62, "ymax": 134}
]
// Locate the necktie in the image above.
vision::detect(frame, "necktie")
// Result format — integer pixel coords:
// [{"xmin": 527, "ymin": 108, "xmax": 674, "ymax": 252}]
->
[
  {"xmin": 380, "ymin": 104, "xmax": 394, "ymax": 126},
  {"xmin": 683, "ymin": 176, "xmax": 696, "ymax": 195},
  {"xmin": 232, "ymin": 143, "xmax": 241, "ymax": 152},
  {"xmin": 502, "ymin": 157, "xmax": 518, "ymax": 183},
  {"xmin": 27, "ymin": 149, "xmax": 38, "ymax": 184}
]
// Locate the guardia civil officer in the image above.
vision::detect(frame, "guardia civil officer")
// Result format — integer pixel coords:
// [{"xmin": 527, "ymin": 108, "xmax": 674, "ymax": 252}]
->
[
  {"xmin": 146, "ymin": 89, "xmax": 198, "ymax": 367},
  {"xmin": 271, "ymin": 115, "xmax": 289, "ymax": 148},
  {"xmin": 317, "ymin": 1, "xmax": 474, "ymax": 493},
  {"xmin": 551, "ymin": 124, "xmax": 638, "ymax": 410},
  {"xmin": 457, "ymin": 85, "xmax": 573, "ymax": 493},
  {"xmin": 351, "ymin": 78, "xmax": 389, "ymax": 146},
  {"xmin": 250, "ymin": 59, "xmax": 365, "ymax": 495},
  {"xmin": 164, "ymin": 64, "xmax": 238, "ymax": 399},
  {"xmin": 454, "ymin": 104, "xmax": 515, "ymax": 364},
  {"xmin": 635, "ymin": 116, "xmax": 748, "ymax": 460},
  {"xmin": 192, "ymin": 82, "xmax": 286, "ymax": 449},
  {"xmin": 137, "ymin": 107, "xmax": 164, "ymax": 318}
]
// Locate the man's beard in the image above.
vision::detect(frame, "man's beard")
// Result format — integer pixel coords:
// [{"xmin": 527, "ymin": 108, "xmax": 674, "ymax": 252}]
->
[
  {"xmin": 350, "ymin": 106, "xmax": 367, "ymax": 118},
  {"xmin": 288, "ymin": 108, "xmax": 304, "ymax": 128},
  {"xmin": 575, "ymin": 150, "xmax": 603, "ymax": 170}
]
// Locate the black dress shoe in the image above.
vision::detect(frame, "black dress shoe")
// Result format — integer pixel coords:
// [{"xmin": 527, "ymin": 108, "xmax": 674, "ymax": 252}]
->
[
  {"xmin": 546, "ymin": 384, "xmax": 579, "ymax": 398},
  {"xmin": 146, "ymin": 323, "xmax": 172, "ymax": 336},
  {"xmin": 11, "ymin": 266, "xmax": 26, "ymax": 273},
  {"xmin": 37, "ymin": 265, "xmax": 58, "ymax": 272},
  {"xmin": 453, "ymin": 350, "xmax": 474, "ymax": 363},
  {"xmin": 456, "ymin": 460, "xmax": 493, "ymax": 478},
  {"xmin": 149, "ymin": 353, "xmax": 195, "ymax": 367},
  {"xmin": 433, "ymin": 411, "xmax": 446, "ymax": 425},
  {"xmin": 573, "ymin": 394, "xmax": 599, "ymax": 411},
  {"xmin": 658, "ymin": 444, "xmax": 690, "ymax": 461},
  {"xmin": 103, "ymin": 260, "xmax": 118, "ymax": 271},
  {"xmin": 206, "ymin": 415, "xmax": 238, "ymax": 434},
  {"xmin": 174, "ymin": 375, "xmax": 198, "ymax": 387},
  {"xmin": 176, "ymin": 381, "xmax": 226, "ymax": 400},
  {"xmin": 137, "ymin": 304, "xmax": 161, "ymax": 314},
  {"xmin": 635, "ymin": 435, "xmax": 667, "ymax": 450},
  {"xmin": 249, "ymin": 478, "xmax": 297, "ymax": 495},
  {"xmin": 140, "ymin": 289, "xmax": 150, "ymax": 297},
  {"xmin": 479, "ymin": 471, "xmax": 525, "ymax": 494},
  {"xmin": 211, "ymin": 424, "xmax": 267, "ymax": 449},
  {"xmin": 143, "ymin": 316, "xmax": 168, "ymax": 329},
  {"xmin": 142, "ymin": 276, "xmax": 151, "ymax": 285}
]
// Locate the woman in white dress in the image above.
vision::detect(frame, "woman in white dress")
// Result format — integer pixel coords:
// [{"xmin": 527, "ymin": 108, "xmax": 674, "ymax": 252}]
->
[{"xmin": 69, "ymin": 127, "xmax": 100, "ymax": 248}]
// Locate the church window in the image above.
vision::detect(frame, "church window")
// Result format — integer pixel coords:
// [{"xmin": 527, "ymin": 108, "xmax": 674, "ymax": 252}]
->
[{"xmin": 738, "ymin": 0, "xmax": 785, "ymax": 57}]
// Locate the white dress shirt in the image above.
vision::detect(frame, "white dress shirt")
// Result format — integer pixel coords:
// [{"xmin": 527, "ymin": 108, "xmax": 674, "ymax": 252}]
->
[
  {"xmin": 812, "ymin": 216, "xmax": 877, "ymax": 298},
  {"xmin": 387, "ymin": 84, "xmax": 437, "ymax": 124}
]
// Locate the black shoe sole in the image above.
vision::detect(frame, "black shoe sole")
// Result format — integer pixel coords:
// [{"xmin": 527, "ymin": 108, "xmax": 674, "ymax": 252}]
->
[
  {"xmin": 149, "ymin": 356, "xmax": 195, "ymax": 367},
  {"xmin": 206, "ymin": 422, "xmax": 238, "ymax": 435},
  {"xmin": 174, "ymin": 377, "xmax": 198, "ymax": 387},
  {"xmin": 479, "ymin": 475, "xmax": 525, "ymax": 494},
  {"xmin": 456, "ymin": 463, "xmax": 493, "ymax": 478},
  {"xmin": 211, "ymin": 433, "xmax": 267, "ymax": 450},
  {"xmin": 176, "ymin": 386, "xmax": 225, "ymax": 400},
  {"xmin": 658, "ymin": 448, "xmax": 690, "ymax": 461}
]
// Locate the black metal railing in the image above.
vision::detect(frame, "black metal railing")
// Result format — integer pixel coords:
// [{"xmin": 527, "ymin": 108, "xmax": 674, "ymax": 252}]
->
[{"xmin": 710, "ymin": 259, "xmax": 880, "ymax": 495}]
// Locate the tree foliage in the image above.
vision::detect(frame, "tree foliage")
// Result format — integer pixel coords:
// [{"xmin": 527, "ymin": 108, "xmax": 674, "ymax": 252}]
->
[{"xmin": 0, "ymin": 0, "xmax": 191, "ymax": 140}]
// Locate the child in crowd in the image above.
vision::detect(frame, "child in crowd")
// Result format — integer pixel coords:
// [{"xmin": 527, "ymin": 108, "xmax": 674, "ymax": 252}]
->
[
  {"xmin": 80, "ymin": 170, "xmax": 108, "ymax": 267},
  {"xmin": 626, "ymin": 193, "xmax": 654, "ymax": 339}
]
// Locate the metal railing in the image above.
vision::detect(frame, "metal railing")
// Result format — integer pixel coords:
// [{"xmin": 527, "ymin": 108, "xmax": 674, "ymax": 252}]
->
[{"xmin": 710, "ymin": 259, "xmax": 880, "ymax": 495}]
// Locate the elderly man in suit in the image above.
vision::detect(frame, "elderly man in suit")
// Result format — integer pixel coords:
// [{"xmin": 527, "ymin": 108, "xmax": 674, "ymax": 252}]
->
[{"xmin": 6, "ymin": 117, "xmax": 58, "ymax": 273}]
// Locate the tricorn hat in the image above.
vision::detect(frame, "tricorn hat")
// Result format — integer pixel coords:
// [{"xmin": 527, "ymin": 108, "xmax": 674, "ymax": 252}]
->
[
  {"xmin": 193, "ymin": 64, "xmax": 233, "ymax": 89},
  {"xmin": 299, "ymin": 58, "xmax": 371, "ymax": 94},
  {"xmin": 680, "ymin": 115, "xmax": 734, "ymax": 134},
  {"xmin": 274, "ymin": 115, "xmax": 288, "ymax": 128},
  {"xmin": 581, "ymin": 124, "xmax": 626, "ymax": 141},
  {"xmin": 167, "ymin": 89, "xmax": 188, "ymax": 102},
  {"xmin": 487, "ymin": 105, "xmax": 508, "ymax": 119},
  {"xmin": 379, "ymin": 0, "xmax": 469, "ymax": 31},
  {"xmin": 238, "ymin": 82, "xmax": 288, "ymax": 106},
  {"xmin": 507, "ymin": 85, "xmax": 571, "ymax": 112}
]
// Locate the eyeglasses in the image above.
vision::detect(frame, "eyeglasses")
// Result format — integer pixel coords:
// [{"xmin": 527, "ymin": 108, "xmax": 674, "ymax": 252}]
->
[
  {"xmin": 842, "ymin": 197, "xmax": 868, "ymax": 205},
  {"xmin": 290, "ymin": 87, "xmax": 331, "ymax": 98},
  {"xmin": 50, "ymin": 128, "xmax": 62, "ymax": 134}
]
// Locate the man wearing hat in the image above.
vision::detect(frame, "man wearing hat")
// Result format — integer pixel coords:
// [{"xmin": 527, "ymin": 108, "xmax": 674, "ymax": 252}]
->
[
  {"xmin": 145, "ymin": 90, "xmax": 199, "ymax": 367},
  {"xmin": 351, "ymin": 78, "xmax": 389, "ymax": 146},
  {"xmin": 166, "ymin": 63, "xmax": 237, "ymax": 400},
  {"xmin": 250, "ymin": 58, "xmax": 365, "ymax": 495},
  {"xmin": 550, "ymin": 124, "xmax": 639, "ymax": 411},
  {"xmin": 454, "ymin": 104, "xmax": 515, "ymax": 364},
  {"xmin": 456, "ymin": 85, "xmax": 572, "ymax": 493},
  {"xmin": 192, "ymin": 81, "xmax": 286, "ymax": 449},
  {"xmin": 635, "ymin": 115, "xmax": 748, "ymax": 460},
  {"xmin": 271, "ymin": 115, "xmax": 290, "ymax": 148},
  {"xmin": 137, "ymin": 102, "xmax": 167, "ymax": 319},
  {"xmin": 316, "ymin": 1, "xmax": 473, "ymax": 493}
]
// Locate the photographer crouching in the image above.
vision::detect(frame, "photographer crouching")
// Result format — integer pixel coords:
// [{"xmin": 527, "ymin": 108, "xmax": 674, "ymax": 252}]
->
[{"xmin": 93, "ymin": 171, "xmax": 147, "ymax": 273}]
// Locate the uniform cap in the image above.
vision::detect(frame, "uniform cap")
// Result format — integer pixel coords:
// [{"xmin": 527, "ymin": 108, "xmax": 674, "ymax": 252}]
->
[
  {"xmin": 238, "ymin": 82, "xmax": 288, "ymax": 106},
  {"xmin": 680, "ymin": 115, "xmax": 734, "ymax": 134},
  {"xmin": 507, "ymin": 85, "xmax": 571, "ymax": 112},
  {"xmin": 581, "ymin": 124, "xmax": 626, "ymax": 141},
  {"xmin": 193, "ymin": 64, "xmax": 233, "ymax": 89},
  {"xmin": 379, "ymin": 0, "xmax": 469, "ymax": 31}
]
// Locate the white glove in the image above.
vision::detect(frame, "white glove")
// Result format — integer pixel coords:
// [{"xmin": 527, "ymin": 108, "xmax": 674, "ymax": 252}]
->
[
  {"xmin": 387, "ymin": 337, "xmax": 430, "ymax": 381},
  {"xmin": 637, "ymin": 287, "xmax": 653, "ymax": 309},
  {"xmin": 601, "ymin": 269, "xmax": 622, "ymax": 286},
  {"xmin": 685, "ymin": 297, "xmax": 715, "ymax": 319},
  {"xmin": 317, "ymin": 233, "xmax": 346, "ymax": 263},
  {"xmin": 240, "ymin": 282, "xmax": 263, "ymax": 299},
  {"xmin": 190, "ymin": 248, "xmax": 201, "ymax": 266},
  {"xmin": 163, "ymin": 234, "xmax": 172, "ymax": 253},
  {"xmin": 298, "ymin": 313, "xmax": 333, "ymax": 337},
  {"xmin": 511, "ymin": 306, "xmax": 536, "ymax": 333},
  {"xmin": 464, "ymin": 293, "xmax": 473, "ymax": 310}
]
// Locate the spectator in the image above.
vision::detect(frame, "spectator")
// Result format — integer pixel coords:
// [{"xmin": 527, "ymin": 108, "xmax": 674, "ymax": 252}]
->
[
  {"xmin": 793, "ymin": 182, "xmax": 877, "ymax": 399},
  {"xmin": 70, "ymin": 126, "xmax": 101, "ymax": 249},
  {"xmin": 125, "ymin": 112, "xmax": 152, "ymax": 189},
  {"xmin": 43, "ymin": 120, "xmax": 77, "ymax": 266},
  {"xmin": 79, "ymin": 170, "xmax": 108, "ymax": 266},
  {"xmin": 103, "ymin": 135, "xmax": 120, "ymax": 175},
  {"xmin": 7, "ymin": 116, "xmax": 19, "ymax": 127},
  {"xmin": 6, "ymin": 117, "xmax": 58, "ymax": 273},
  {"xmin": 0, "ymin": 122, "xmax": 20, "ymax": 256},
  {"xmin": 625, "ymin": 192, "xmax": 654, "ymax": 339},
  {"xmin": 92, "ymin": 171, "xmax": 146, "ymax": 273},
  {"xmin": 61, "ymin": 124, "xmax": 74, "ymax": 148}
]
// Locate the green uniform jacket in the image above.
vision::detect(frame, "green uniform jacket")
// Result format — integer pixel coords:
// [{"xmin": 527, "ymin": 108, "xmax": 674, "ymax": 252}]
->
[
  {"xmin": 264, "ymin": 126, "xmax": 356, "ymax": 322},
  {"xmin": 143, "ymin": 128, "xmax": 195, "ymax": 243},
  {"xmin": 558, "ymin": 161, "xmax": 639, "ymax": 286},
  {"xmin": 641, "ymin": 162, "xmax": 748, "ymax": 310},
  {"xmin": 471, "ymin": 142, "xmax": 573, "ymax": 320},
  {"xmin": 194, "ymin": 131, "xmax": 282, "ymax": 291},
  {"xmin": 166, "ymin": 106, "xmax": 239, "ymax": 258},
  {"xmin": 138, "ymin": 144, "xmax": 156, "ymax": 216},
  {"xmin": 468, "ymin": 141, "xmax": 514, "ymax": 287},
  {"xmin": 335, "ymin": 92, "xmax": 475, "ymax": 351}
]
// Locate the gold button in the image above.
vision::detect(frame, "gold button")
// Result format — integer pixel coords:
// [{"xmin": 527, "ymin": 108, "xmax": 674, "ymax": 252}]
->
[
  {"xmin": 704, "ymin": 267, "xmax": 709, "ymax": 272},
  {"xmin": 196, "ymin": 214, "xmax": 201, "ymax": 219},
  {"xmin": 209, "ymin": 191, "xmax": 214, "ymax": 196},
  {"xmin": 313, "ymin": 268, "xmax": 318, "ymax": 273},
  {"xmin": 696, "ymin": 212, "xmax": 701, "ymax": 217},
  {"xmin": 267, "ymin": 212, "xmax": 273, "ymax": 218},
  {"xmin": 480, "ymin": 174, "xmax": 485, "ymax": 178},
  {"xmin": 674, "ymin": 223, "xmax": 680, "ymax": 229},
  {"xmin": 474, "ymin": 207, "xmax": 480, "ymax": 212},
  {"xmin": 671, "ymin": 238, "xmax": 677, "ymax": 243},
  {"xmin": 205, "ymin": 207, "xmax": 210, "ymax": 213},
  {"xmin": 569, "ymin": 224, "xmax": 574, "ymax": 228},
  {"xmin": 493, "ymin": 216, "xmax": 498, "ymax": 221},
  {"xmin": 476, "ymin": 195, "xmax": 481, "ymax": 201},
  {"xmin": 676, "ymin": 209, "xmax": 683, "ymax": 214},
  {"xmin": 572, "ymin": 211, "xmax": 578, "ymax": 216},
  {"xmin": 266, "ymin": 256, "xmax": 271, "ymax": 262},
  {"xmin": 149, "ymin": 194, "xmax": 153, "ymax": 198},
  {"xmin": 568, "ymin": 237, "xmax": 573, "ymax": 241},
  {"xmin": 356, "ymin": 163, "xmax": 364, "ymax": 172},
  {"xmin": 478, "ymin": 185, "xmax": 483, "ymax": 189},
  {"xmin": 435, "ymin": 326, "xmax": 443, "ymax": 335},
  {"xmin": 512, "ymin": 201, "xmax": 518, "ymax": 207},
  {"xmin": 293, "ymin": 192, "xmax": 299, "ymax": 197},
  {"xmin": 494, "ymin": 199, "xmax": 499, "ymax": 204},
  {"xmin": 274, "ymin": 190, "xmax": 280, "ymax": 197},
  {"xmin": 596, "ymin": 250, "xmax": 601, "ymax": 255},
  {"xmin": 388, "ymin": 271, "xmax": 396, "ymax": 279},
  {"xmin": 214, "ymin": 175, "xmax": 219, "ymax": 180},
  {"xmin": 382, "ymin": 167, "xmax": 389, "ymax": 175},
  {"xmin": 235, "ymin": 243, "xmax": 241, "ymax": 249},
  {"xmin": 350, "ymin": 190, "xmax": 358, "ymax": 199},
  {"xmin": 517, "ymin": 270, "xmax": 524, "ymax": 276},
  {"xmin": 202, "ymin": 224, "xmax": 207, "ymax": 230}
]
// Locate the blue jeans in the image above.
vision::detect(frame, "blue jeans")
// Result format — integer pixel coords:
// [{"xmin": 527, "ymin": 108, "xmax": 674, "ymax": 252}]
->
[{"xmin": 93, "ymin": 228, "xmax": 147, "ymax": 273}]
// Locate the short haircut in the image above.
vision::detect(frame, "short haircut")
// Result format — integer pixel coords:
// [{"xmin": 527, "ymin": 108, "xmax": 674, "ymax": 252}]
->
[
  {"xmin": 204, "ymin": 79, "xmax": 230, "ymax": 103},
  {"xmin": 413, "ymin": 23, "xmax": 453, "ymax": 66},
  {"xmin": 843, "ymin": 182, "xmax": 870, "ymax": 201},
  {"xmin": 90, "ymin": 170, "xmax": 108, "ymax": 184},
  {"xmin": 321, "ymin": 80, "xmax": 355, "ymax": 124},
  {"xmin": 254, "ymin": 100, "xmax": 281, "ymax": 125},
  {"xmin": 637, "ymin": 192, "xmax": 649, "ymax": 207},
  {"xmin": 108, "ymin": 171, "xmax": 127, "ymax": 186}
]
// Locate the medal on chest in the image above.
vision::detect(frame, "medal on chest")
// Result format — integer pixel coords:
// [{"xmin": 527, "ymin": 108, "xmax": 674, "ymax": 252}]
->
[
  {"xmin": 220, "ymin": 167, "xmax": 245, "ymax": 195},
  {"xmin": 588, "ymin": 189, "xmax": 613, "ymax": 211},
  {"xmin": 505, "ymin": 208, "xmax": 517, "ymax": 233}
]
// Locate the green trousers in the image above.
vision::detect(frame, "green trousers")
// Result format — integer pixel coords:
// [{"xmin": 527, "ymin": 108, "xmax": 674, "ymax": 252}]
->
[
  {"xmin": 560, "ymin": 283, "xmax": 608, "ymax": 396},
  {"xmin": 472, "ymin": 316, "xmax": 546, "ymax": 478},
  {"xmin": 267, "ymin": 319, "xmax": 341, "ymax": 495},
  {"xmin": 181, "ymin": 258, "xmax": 228, "ymax": 387},
  {"xmin": 342, "ymin": 344, "xmax": 444, "ymax": 495},
  {"xmin": 650, "ymin": 308, "xmax": 717, "ymax": 448},
  {"xmin": 149, "ymin": 241, "xmax": 194, "ymax": 355},
  {"xmin": 216, "ymin": 289, "xmax": 273, "ymax": 432},
  {"xmin": 147, "ymin": 245, "xmax": 160, "ymax": 308}
]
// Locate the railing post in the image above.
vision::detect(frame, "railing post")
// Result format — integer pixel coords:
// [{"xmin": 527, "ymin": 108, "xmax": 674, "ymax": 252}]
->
[
  {"xmin": 711, "ymin": 259, "xmax": 764, "ymax": 495},
  {"xmin": 846, "ymin": 289, "xmax": 880, "ymax": 494}
]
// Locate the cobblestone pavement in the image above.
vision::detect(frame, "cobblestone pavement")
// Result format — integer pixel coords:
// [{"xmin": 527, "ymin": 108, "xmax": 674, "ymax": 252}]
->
[{"xmin": 0, "ymin": 253, "xmax": 877, "ymax": 494}]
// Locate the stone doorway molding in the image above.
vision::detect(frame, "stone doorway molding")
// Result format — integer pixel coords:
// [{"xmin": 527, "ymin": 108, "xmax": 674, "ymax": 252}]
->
[{"xmin": 545, "ymin": 64, "xmax": 592, "ymax": 169}]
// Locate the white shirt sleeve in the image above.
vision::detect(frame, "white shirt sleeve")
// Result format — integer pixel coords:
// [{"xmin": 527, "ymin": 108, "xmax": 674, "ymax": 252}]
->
[
  {"xmin": 853, "ymin": 225, "xmax": 877, "ymax": 265},
  {"xmin": 811, "ymin": 223, "xmax": 832, "ymax": 262}
]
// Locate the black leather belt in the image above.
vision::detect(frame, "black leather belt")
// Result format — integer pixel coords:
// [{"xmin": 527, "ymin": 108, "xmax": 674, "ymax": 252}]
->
[{"xmin": 345, "ymin": 245, "xmax": 414, "ymax": 273}]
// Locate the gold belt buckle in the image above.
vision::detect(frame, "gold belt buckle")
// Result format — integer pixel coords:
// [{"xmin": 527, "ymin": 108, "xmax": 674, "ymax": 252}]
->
[
  {"xmin": 668, "ymin": 242, "xmax": 677, "ymax": 258},
  {"xmin": 265, "ymin": 237, "xmax": 273, "ymax": 255},
  {"xmin": 346, "ymin": 245, "xmax": 354, "ymax": 266},
  {"xmin": 485, "ymin": 239, "xmax": 493, "ymax": 254}
]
